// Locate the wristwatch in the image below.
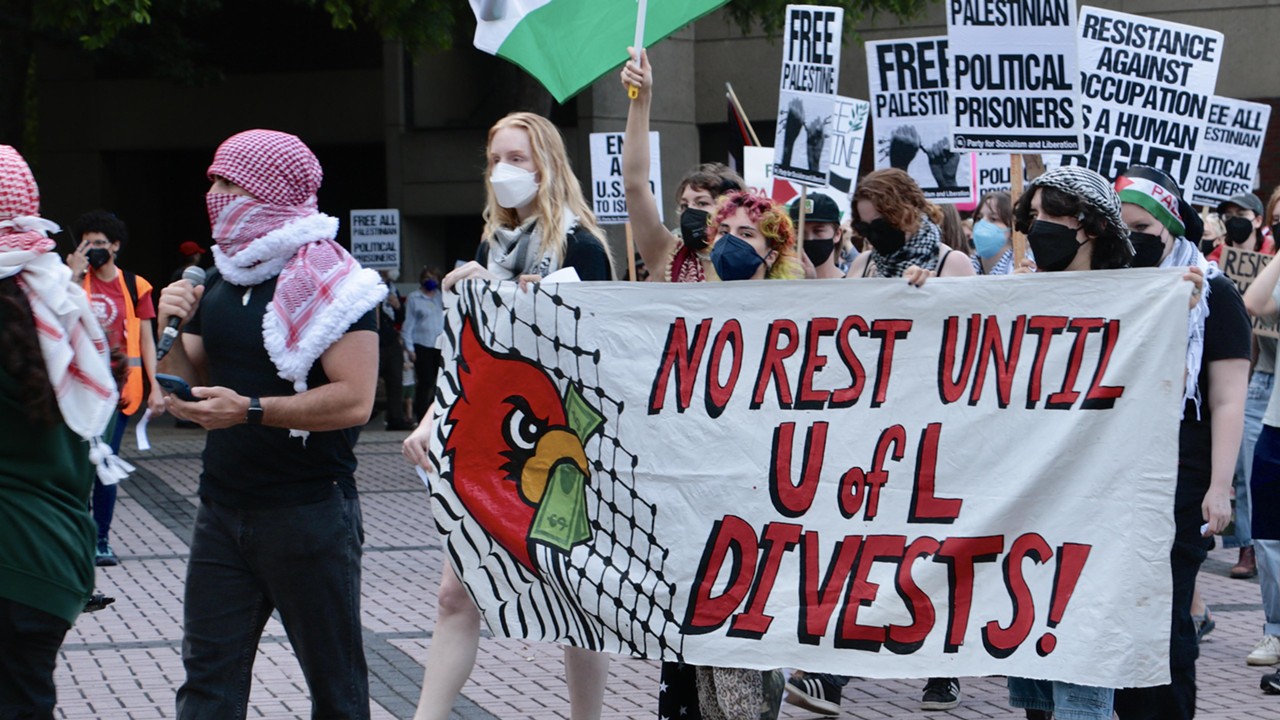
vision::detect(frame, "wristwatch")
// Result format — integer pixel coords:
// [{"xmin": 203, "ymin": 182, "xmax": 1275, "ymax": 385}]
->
[{"xmin": 246, "ymin": 397, "xmax": 264, "ymax": 425}]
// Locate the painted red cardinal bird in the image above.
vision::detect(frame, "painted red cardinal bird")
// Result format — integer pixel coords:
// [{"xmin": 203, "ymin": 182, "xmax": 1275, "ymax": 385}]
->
[{"xmin": 444, "ymin": 316, "xmax": 601, "ymax": 575}]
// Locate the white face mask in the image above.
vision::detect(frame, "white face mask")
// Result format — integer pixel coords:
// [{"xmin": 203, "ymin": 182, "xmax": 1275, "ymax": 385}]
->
[
  {"xmin": 490, "ymin": 162, "xmax": 539, "ymax": 210},
  {"xmin": 385, "ymin": 268, "xmax": 400, "ymax": 282}
]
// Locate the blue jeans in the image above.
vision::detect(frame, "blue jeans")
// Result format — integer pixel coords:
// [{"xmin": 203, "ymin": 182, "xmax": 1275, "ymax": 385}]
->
[
  {"xmin": 1228, "ymin": 372, "xmax": 1271, "ymax": 548},
  {"xmin": 1007, "ymin": 678, "xmax": 1113, "ymax": 720},
  {"xmin": 1252, "ymin": 425, "xmax": 1280, "ymax": 635},
  {"xmin": 176, "ymin": 486, "xmax": 369, "ymax": 719}
]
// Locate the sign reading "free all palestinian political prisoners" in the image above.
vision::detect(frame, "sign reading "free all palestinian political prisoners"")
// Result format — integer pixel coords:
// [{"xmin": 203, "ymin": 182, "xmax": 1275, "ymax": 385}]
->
[
  {"xmin": 1190, "ymin": 97, "xmax": 1271, "ymax": 207},
  {"xmin": 428, "ymin": 270, "xmax": 1190, "ymax": 687},
  {"xmin": 866, "ymin": 36, "xmax": 975, "ymax": 203},
  {"xmin": 946, "ymin": 0, "xmax": 1082, "ymax": 153},
  {"xmin": 1064, "ymin": 6, "xmax": 1223, "ymax": 194}
]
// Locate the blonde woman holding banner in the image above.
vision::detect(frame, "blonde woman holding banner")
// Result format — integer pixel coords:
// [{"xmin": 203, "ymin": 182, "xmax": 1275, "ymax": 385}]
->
[{"xmin": 403, "ymin": 111, "xmax": 612, "ymax": 720}]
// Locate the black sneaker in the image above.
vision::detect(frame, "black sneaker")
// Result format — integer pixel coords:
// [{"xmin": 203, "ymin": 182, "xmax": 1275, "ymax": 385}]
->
[
  {"xmin": 921, "ymin": 677, "xmax": 960, "ymax": 710},
  {"xmin": 1262, "ymin": 670, "xmax": 1280, "ymax": 695},
  {"xmin": 785, "ymin": 673, "xmax": 842, "ymax": 716}
]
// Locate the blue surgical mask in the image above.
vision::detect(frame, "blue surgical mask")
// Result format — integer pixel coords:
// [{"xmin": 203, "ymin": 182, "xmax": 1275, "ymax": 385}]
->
[
  {"xmin": 423, "ymin": 279, "xmax": 439, "ymax": 292},
  {"xmin": 711, "ymin": 234, "xmax": 766, "ymax": 281},
  {"xmin": 972, "ymin": 220, "xmax": 1008, "ymax": 259}
]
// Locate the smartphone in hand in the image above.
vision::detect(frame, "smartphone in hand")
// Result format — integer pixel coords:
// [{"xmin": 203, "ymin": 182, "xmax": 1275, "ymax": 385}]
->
[{"xmin": 155, "ymin": 373, "xmax": 200, "ymax": 402}]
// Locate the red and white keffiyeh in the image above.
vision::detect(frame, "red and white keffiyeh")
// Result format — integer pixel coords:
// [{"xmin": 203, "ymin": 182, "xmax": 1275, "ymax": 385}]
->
[
  {"xmin": 206, "ymin": 130, "xmax": 385, "ymax": 405},
  {"xmin": 0, "ymin": 145, "xmax": 129, "ymax": 482}
]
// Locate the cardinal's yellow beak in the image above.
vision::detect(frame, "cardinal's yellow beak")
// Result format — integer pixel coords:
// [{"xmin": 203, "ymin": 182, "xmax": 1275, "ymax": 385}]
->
[{"xmin": 521, "ymin": 429, "xmax": 588, "ymax": 505}]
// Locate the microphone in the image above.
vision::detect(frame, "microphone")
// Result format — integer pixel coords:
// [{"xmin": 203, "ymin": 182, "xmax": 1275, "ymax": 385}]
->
[{"xmin": 156, "ymin": 265, "xmax": 206, "ymax": 361}]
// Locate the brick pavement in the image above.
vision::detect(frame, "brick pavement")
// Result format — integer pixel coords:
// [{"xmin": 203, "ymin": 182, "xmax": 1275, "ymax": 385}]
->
[{"xmin": 53, "ymin": 421, "xmax": 1280, "ymax": 719}]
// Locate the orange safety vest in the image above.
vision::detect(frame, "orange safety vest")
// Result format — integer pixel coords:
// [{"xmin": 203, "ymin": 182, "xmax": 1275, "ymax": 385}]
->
[{"xmin": 84, "ymin": 271, "xmax": 153, "ymax": 416}]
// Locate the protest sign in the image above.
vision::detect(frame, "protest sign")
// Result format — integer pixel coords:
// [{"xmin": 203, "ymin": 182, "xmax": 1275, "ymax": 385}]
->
[
  {"xmin": 1190, "ymin": 97, "xmax": 1271, "ymax": 207},
  {"xmin": 946, "ymin": 0, "xmax": 1082, "ymax": 152},
  {"xmin": 976, "ymin": 154, "xmax": 1061, "ymax": 199},
  {"xmin": 828, "ymin": 96, "xmax": 871, "ymax": 199},
  {"xmin": 1064, "ymin": 6, "xmax": 1223, "ymax": 194},
  {"xmin": 349, "ymin": 209, "xmax": 400, "ymax": 269},
  {"xmin": 865, "ymin": 36, "xmax": 975, "ymax": 203},
  {"xmin": 773, "ymin": 5, "xmax": 844, "ymax": 187},
  {"xmin": 428, "ymin": 269, "xmax": 1190, "ymax": 686},
  {"xmin": 1220, "ymin": 247, "xmax": 1280, "ymax": 339},
  {"xmin": 589, "ymin": 131, "xmax": 663, "ymax": 225}
]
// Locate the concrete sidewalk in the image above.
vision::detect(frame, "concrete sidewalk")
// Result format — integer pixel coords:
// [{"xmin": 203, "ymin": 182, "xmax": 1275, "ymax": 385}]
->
[{"xmin": 55, "ymin": 422, "xmax": 1280, "ymax": 719}]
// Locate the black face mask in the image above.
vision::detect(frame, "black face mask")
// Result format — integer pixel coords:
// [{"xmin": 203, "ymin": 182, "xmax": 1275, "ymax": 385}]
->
[
  {"xmin": 680, "ymin": 207, "xmax": 711, "ymax": 252},
  {"xmin": 1225, "ymin": 215, "xmax": 1255, "ymax": 246},
  {"xmin": 1128, "ymin": 231, "xmax": 1165, "ymax": 268},
  {"xmin": 1200, "ymin": 238, "xmax": 1217, "ymax": 256},
  {"xmin": 1026, "ymin": 220, "xmax": 1082, "ymax": 272},
  {"xmin": 858, "ymin": 218, "xmax": 906, "ymax": 256},
  {"xmin": 87, "ymin": 248, "xmax": 112, "ymax": 269},
  {"xmin": 803, "ymin": 238, "xmax": 836, "ymax": 267}
]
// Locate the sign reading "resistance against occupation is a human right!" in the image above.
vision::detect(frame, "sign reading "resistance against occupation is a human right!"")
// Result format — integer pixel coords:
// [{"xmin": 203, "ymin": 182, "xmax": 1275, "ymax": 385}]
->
[{"xmin": 1065, "ymin": 6, "xmax": 1224, "ymax": 194}]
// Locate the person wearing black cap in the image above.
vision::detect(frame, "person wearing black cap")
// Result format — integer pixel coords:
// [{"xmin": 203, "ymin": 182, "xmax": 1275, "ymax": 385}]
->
[
  {"xmin": 1112, "ymin": 166, "xmax": 1250, "ymax": 720},
  {"xmin": 789, "ymin": 192, "xmax": 844, "ymax": 279},
  {"xmin": 1211, "ymin": 192, "xmax": 1274, "ymax": 262}
]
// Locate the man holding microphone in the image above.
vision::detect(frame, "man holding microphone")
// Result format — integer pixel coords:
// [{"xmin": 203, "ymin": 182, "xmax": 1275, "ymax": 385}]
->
[{"xmin": 157, "ymin": 129, "xmax": 385, "ymax": 719}]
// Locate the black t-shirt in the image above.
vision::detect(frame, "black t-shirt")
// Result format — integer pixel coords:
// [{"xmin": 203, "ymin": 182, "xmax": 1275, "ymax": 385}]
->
[
  {"xmin": 185, "ymin": 270, "xmax": 377, "ymax": 508},
  {"xmin": 1177, "ymin": 274, "xmax": 1251, "ymax": 497},
  {"xmin": 475, "ymin": 225, "xmax": 614, "ymax": 281}
]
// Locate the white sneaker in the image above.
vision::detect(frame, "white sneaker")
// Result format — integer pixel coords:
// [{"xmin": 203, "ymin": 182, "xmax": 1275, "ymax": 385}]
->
[{"xmin": 1247, "ymin": 635, "xmax": 1280, "ymax": 666}]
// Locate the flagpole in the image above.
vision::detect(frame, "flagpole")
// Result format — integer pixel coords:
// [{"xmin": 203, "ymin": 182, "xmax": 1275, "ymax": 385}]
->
[
  {"xmin": 1010, "ymin": 154, "xmax": 1027, "ymax": 268},
  {"xmin": 625, "ymin": 222, "xmax": 638, "ymax": 281},
  {"xmin": 628, "ymin": 0, "xmax": 648, "ymax": 100},
  {"xmin": 797, "ymin": 186, "xmax": 808, "ymax": 247},
  {"xmin": 726, "ymin": 82, "xmax": 761, "ymax": 146}
]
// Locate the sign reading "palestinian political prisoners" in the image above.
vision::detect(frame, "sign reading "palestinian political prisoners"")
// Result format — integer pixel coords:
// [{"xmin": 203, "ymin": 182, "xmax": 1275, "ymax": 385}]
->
[
  {"xmin": 945, "ymin": 0, "xmax": 1082, "ymax": 152},
  {"xmin": 976, "ymin": 154, "xmax": 1060, "ymax": 199},
  {"xmin": 773, "ymin": 4, "xmax": 845, "ymax": 187},
  {"xmin": 866, "ymin": 36, "xmax": 975, "ymax": 203},
  {"xmin": 589, "ymin": 131, "xmax": 663, "ymax": 225},
  {"xmin": 1220, "ymin": 247, "xmax": 1280, "ymax": 340},
  {"xmin": 1190, "ymin": 97, "xmax": 1271, "ymax": 207},
  {"xmin": 349, "ymin": 208, "xmax": 400, "ymax": 269},
  {"xmin": 1063, "ymin": 6, "xmax": 1223, "ymax": 194},
  {"xmin": 428, "ymin": 269, "xmax": 1190, "ymax": 687}
]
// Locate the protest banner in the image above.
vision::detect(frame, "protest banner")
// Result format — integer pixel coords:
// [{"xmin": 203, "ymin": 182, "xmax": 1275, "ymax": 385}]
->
[
  {"xmin": 428, "ymin": 269, "xmax": 1190, "ymax": 686},
  {"xmin": 773, "ymin": 5, "xmax": 844, "ymax": 187},
  {"xmin": 1190, "ymin": 97, "xmax": 1271, "ymax": 207},
  {"xmin": 589, "ymin": 131, "xmax": 663, "ymax": 225},
  {"xmin": 946, "ymin": 0, "xmax": 1082, "ymax": 153},
  {"xmin": 1064, "ymin": 6, "xmax": 1223, "ymax": 194},
  {"xmin": 865, "ymin": 36, "xmax": 976, "ymax": 203},
  {"xmin": 349, "ymin": 208, "xmax": 400, "ymax": 269},
  {"xmin": 1220, "ymin": 247, "xmax": 1280, "ymax": 340}
]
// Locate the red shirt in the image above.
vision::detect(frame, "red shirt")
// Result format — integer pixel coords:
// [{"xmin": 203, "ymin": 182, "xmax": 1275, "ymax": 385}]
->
[{"xmin": 85, "ymin": 271, "xmax": 156, "ymax": 352}]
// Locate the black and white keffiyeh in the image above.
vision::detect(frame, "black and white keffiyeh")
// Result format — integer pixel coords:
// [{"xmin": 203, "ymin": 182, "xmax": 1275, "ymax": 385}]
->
[
  {"xmin": 1027, "ymin": 165, "xmax": 1134, "ymax": 255},
  {"xmin": 872, "ymin": 215, "xmax": 942, "ymax": 279}
]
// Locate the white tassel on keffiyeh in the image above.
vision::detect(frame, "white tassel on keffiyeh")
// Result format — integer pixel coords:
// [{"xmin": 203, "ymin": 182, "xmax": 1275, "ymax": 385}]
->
[{"xmin": 1161, "ymin": 237, "xmax": 1218, "ymax": 419}]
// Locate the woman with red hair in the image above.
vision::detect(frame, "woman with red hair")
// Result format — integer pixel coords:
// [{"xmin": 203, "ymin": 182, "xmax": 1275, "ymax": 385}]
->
[{"xmin": 708, "ymin": 190, "xmax": 804, "ymax": 283}]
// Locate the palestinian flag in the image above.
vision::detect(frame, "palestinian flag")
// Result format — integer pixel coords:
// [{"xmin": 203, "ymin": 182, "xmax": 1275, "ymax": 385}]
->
[{"xmin": 470, "ymin": 0, "xmax": 729, "ymax": 103}]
